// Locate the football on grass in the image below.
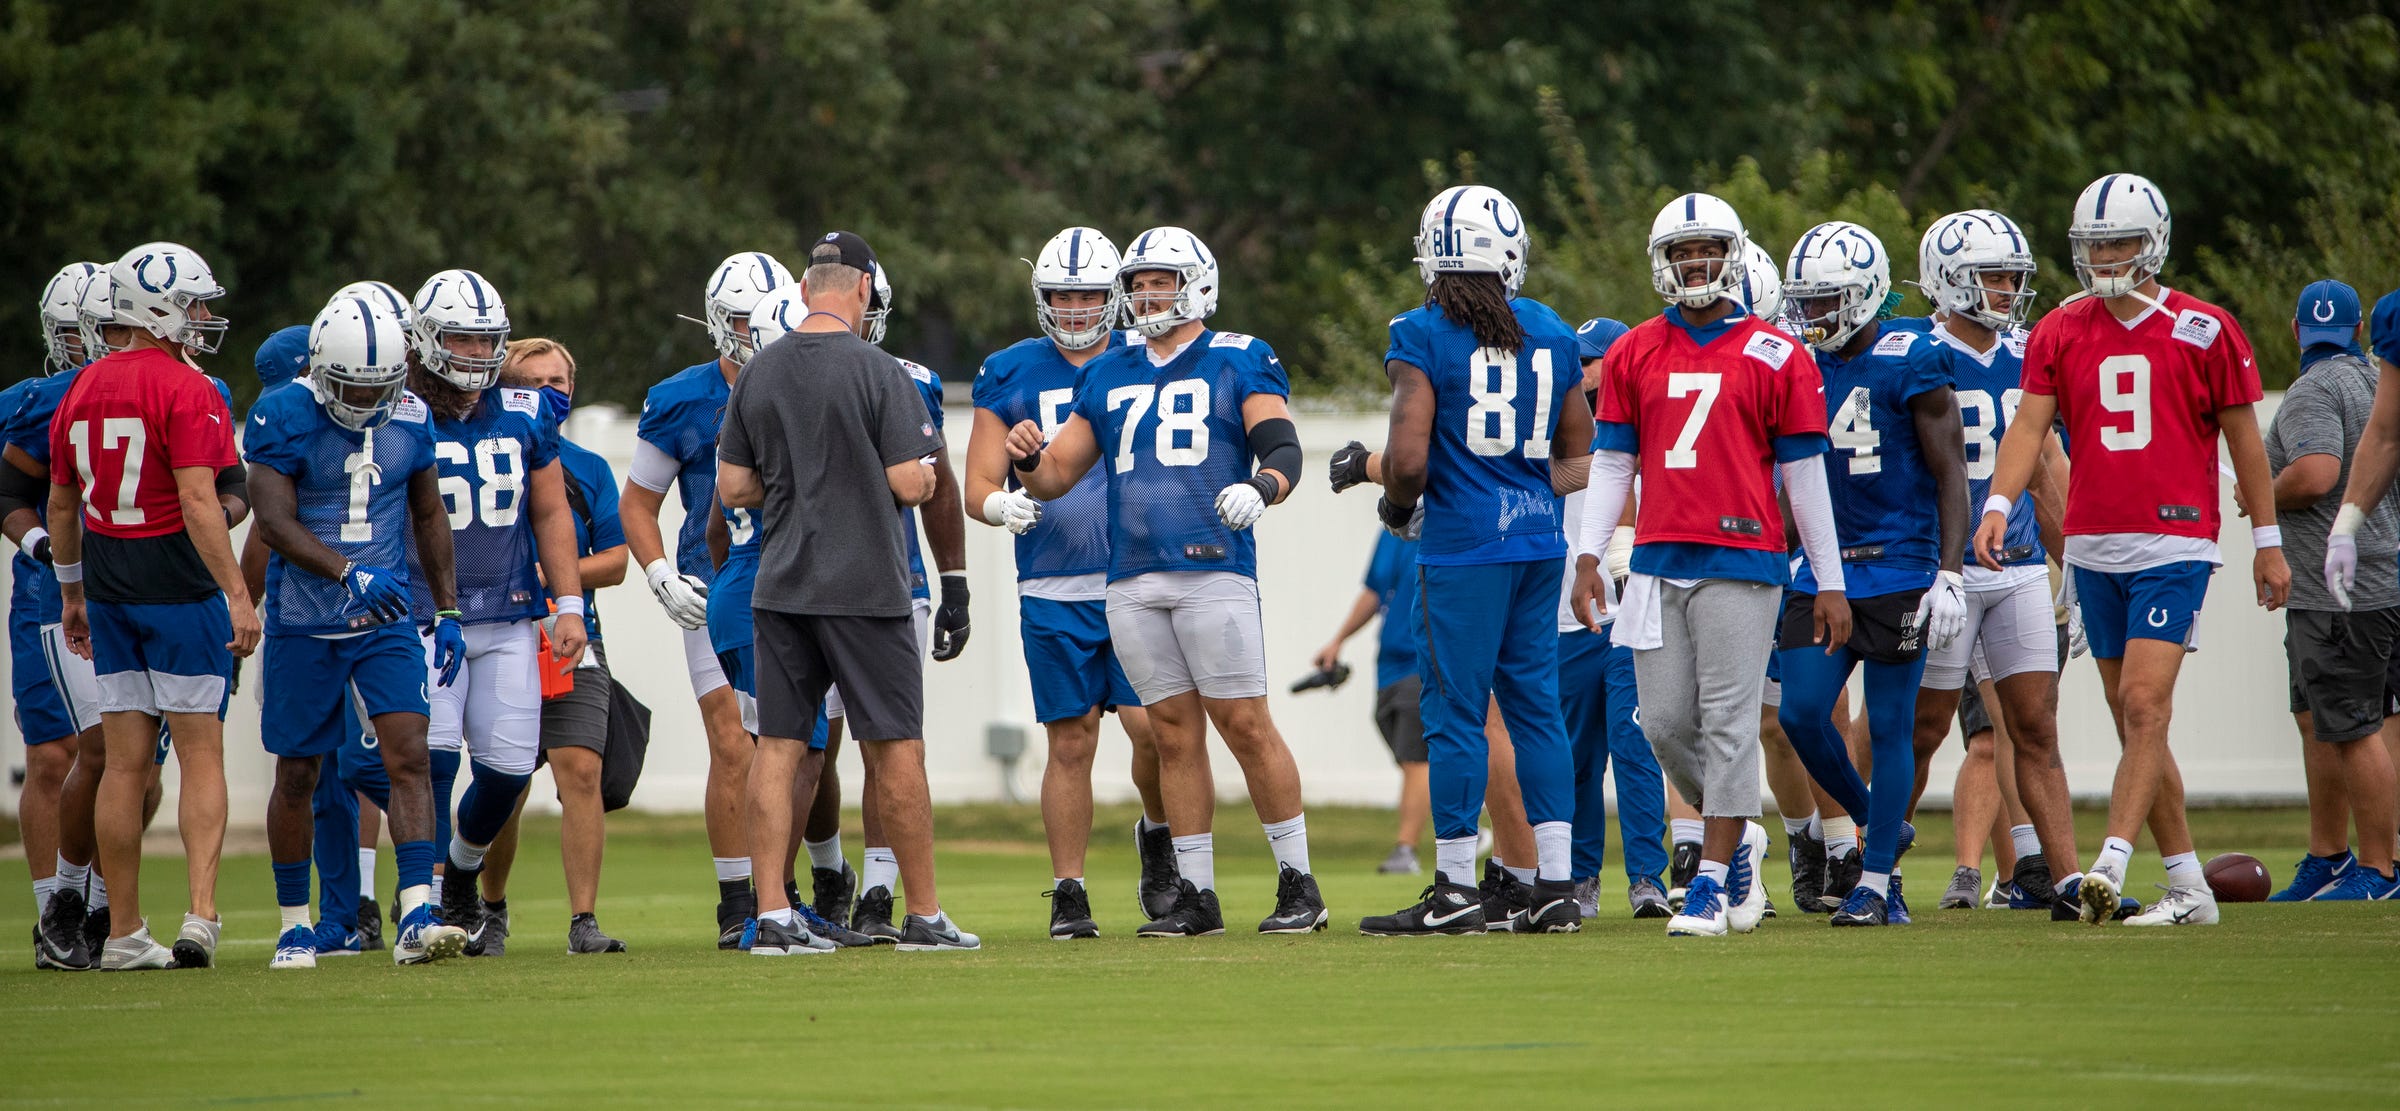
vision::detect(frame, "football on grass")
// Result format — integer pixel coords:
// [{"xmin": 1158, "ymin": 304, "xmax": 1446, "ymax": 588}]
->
[{"xmin": 2205, "ymin": 853, "xmax": 2270, "ymax": 902}]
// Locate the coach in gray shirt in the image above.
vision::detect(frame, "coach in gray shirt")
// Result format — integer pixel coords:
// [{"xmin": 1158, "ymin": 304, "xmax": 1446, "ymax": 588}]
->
[
  {"xmin": 717, "ymin": 231, "xmax": 979, "ymax": 950},
  {"xmin": 2261, "ymin": 278, "xmax": 2398, "ymax": 900}
]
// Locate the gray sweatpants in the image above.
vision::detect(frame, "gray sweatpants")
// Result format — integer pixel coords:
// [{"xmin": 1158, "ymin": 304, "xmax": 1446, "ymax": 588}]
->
[{"xmin": 1632, "ymin": 579, "xmax": 1779, "ymax": 819}]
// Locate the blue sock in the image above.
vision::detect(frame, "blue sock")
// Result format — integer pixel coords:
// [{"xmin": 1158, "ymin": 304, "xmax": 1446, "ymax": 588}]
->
[
  {"xmin": 1773, "ymin": 645, "xmax": 1870, "ymax": 817},
  {"xmin": 273, "ymin": 859, "xmax": 313, "ymax": 909},
  {"xmin": 1858, "ymin": 653, "xmax": 1928, "ymax": 876},
  {"xmin": 454, "ymin": 761, "xmax": 531, "ymax": 849},
  {"xmin": 428, "ymin": 749, "xmax": 460, "ymax": 852},
  {"xmin": 394, "ymin": 840, "xmax": 436, "ymax": 892}
]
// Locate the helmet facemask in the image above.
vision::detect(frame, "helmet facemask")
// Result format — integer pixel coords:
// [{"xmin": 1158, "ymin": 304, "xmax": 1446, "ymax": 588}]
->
[
  {"xmin": 1120, "ymin": 266, "xmax": 1201, "ymax": 339},
  {"xmin": 1651, "ymin": 236, "xmax": 1745, "ymax": 310},
  {"xmin": 2070, "ymin": 232, "xmax": 2164, "ymax": 300}
]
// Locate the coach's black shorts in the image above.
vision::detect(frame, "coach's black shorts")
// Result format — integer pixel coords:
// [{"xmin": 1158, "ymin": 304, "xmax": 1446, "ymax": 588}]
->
[
  {"xmin": 1957, "ymin": 677, "xmax": 1993, "ymax": 740},
  {"xmin": 1374, "ymin": 676, "xmax": 1427, "ymax": 764},
  {"xmin": 539, "ymin": 642, "xmax": 612, "ymax": 756},
  {"xmin": 1777, "ymin": 588, "xmax": 1927, "ymax": 665},
  {"xmin": 754, "ymin": 608, "xmax": 923, "ymax": 742},
  {"xmin": 2284, "ymin": 607, "xmax": 2400, "ymax": 744}
]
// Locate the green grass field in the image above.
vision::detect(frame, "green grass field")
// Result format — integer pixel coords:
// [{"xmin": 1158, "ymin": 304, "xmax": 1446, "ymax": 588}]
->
[{"xmin": 2, "ymin": 804, "xmax": 2395, "ymax": 1109}]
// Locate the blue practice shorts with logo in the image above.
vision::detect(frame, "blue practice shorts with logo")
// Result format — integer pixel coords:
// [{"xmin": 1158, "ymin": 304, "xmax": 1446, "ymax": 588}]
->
[
  {"xmin": 11, "ymin": 609, "xmax": 75, "ymax": 745},
  {"xmin": 2073, "ymin": 561, "xmax": 2213, "ymax": 660},
  {"xmin": 260, "ymin": 623, "xmax": 431, "ymax": 759},
  {"xmin": 89, "ymin": 596, "xmax": 233, "ymax": 718},
  {"xmin": 1021, "ymin": 596, "xmax": 1140, "ymax": 723},
  {"xmin": 716, "ymin": 645, "xmax": 830, "ymax": 749}
]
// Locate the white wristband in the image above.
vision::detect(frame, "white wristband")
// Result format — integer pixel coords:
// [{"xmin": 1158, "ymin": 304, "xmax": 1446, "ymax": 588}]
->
[
  {"xmin": 554, "ymin": 595, "xmax": 586, "ymax": 618},
  {"xmin": 2251, "ymin": 526, "xmax": 2282, "ymax": 550},
  {"xmin": 981, "ymin": 491, "xmax": 1010, "ymax": 527},
  {"xmin": 18, "ymin": 526, "xmax": 47, "ymax": 554},
  {"xmin": 1981, "ymin": 494, "xmax": 2015, "ymax": 519},
  {"xmin": 2331, "ymin": 503, "xmax": 2367, "ymax": 539},
  {"xmin": 53, "ymin": 560, "xmax": 82, "ymax": 584}
]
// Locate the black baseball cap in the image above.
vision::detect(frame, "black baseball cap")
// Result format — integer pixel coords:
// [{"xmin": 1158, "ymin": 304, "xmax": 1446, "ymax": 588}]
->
[{"xmin": 809, "ymin": 230, "xmax": 878, "ymax": 273}]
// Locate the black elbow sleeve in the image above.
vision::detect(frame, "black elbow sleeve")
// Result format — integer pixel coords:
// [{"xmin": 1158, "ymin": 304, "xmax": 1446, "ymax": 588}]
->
[
  {"xmin": 1250, "ymin": 417, "xmax": 1302, "ymax": 488},
  {"xmin": 0, "ymin": 460, "xmax": 42, "ymax": 522},
  {"xmin": 216, "ymin": 462, "xmax": 249, "ymax": 503}
]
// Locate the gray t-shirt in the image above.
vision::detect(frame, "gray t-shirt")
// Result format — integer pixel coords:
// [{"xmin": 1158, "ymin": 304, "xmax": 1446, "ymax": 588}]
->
[
  {"xmin": 2266, "ymin": 351, "xmax": 2398, "ymax": 611},
  {"xmin": 718, "ymin": 330, "xmax": 943, "ymax": 617}
]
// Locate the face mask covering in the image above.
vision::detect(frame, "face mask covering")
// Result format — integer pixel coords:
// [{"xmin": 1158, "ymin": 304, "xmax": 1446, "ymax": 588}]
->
[{"xmin": 540, "ymin": 385, "xmax": 572, "ymax": 424}]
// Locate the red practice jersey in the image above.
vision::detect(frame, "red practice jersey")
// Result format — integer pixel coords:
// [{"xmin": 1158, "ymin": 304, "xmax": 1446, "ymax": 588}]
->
[
  {"xmin": 1597, "ymin": 315, "xmax": 1825, "ymax": 553},
  {"xmin": 2021, "ymin": 289, "xmax": 2261, "ymax": 539},
  {"xmin": 51, "ymin": 347, "xmax": 237, "ymax": 539}
]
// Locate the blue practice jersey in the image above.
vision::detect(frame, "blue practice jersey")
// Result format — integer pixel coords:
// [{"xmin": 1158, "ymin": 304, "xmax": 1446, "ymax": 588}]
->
[
  {"xmin": 1073, "ymin": 329, "xmax": 1290, "ymax": 582},
  {"xmin": 708, "ymin": 493, "xmax": 762, "ymax": 654},
  {"xmin": 971, "ymin": 334, "xmax": 1122, "ymax": 581},
  {"xmin": 406, "ymin": 387, "xmax": 560, "ymax": 625},
  {"xmin": 1795, "ymin": 325, "xmax": 1951, "ymax": 598},
  {"xmin": 1362, "ymin": 531, "xmax": 1420, "ymax": 689},
  {"xmin": 901, "ymin": 359, "xmax": 944, "ymax": 601},
  {"xmin": 557, "ymin": 438, "xmax": 624, "ymax": 642},
  {"xmin": 1386, "ymin": 297, "xmax": 1582, "ymax": 566},
  {"xmin": 1925, "ymin": 321, "xmax": 2044, "ymax": 568},
  {"xmin": 3, "ymin": 377, "xmax": 50, "ymax": 627},
  {"xmin": 244, "ymin": 385, "xmax": 438, "ymax": 637},
  {"xmin": 635, "ymin": 360, "xmax": 729, "ymax": 583}
]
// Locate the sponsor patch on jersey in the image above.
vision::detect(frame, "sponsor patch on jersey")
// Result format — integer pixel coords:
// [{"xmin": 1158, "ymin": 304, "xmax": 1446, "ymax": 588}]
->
[
  {"xmin": 1209, "ymin": 332, "xmax": 1255, "ymax": 350},
  {"xmin": 1122, "ymin": 330, "xmax": 1146, "ymax": 347},
  {"xmin": 391, "ymin": 392, "xmax": 429, "ymax": 424},
  {"xmin": 1872, "ymin": 330, "xmax": 1917, "ymax": 356},
  {"xmin": 901, "ymin": 359, "xmax": 935, "ymax": 385},
  {"xmin": 2001, "ymin": 331, "xmax": 2029, "ymax": 359},
  {"xmin": 499, "ymin": 387, "xmax": 540, "ymax": 415},
  {"xmin": 1742, "ymin": 330, "xmax": 1795, "ymax": 370},
  {"xmin": 2170, "ymin": 309, "xmax": 2222, "ymax": 349}
]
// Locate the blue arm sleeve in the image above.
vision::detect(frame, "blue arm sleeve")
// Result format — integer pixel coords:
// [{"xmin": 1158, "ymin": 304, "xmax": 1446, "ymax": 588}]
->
[
  {"xmin": 1593, "ymin": 420, "xmax": 1640, "ymax": 454},
  {"xmin": 1774, "ymin": 432, "xmax": 1831, "ymax": 462}
]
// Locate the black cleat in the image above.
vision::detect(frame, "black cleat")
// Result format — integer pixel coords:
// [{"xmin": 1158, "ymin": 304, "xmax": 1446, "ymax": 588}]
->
[
  {"xmin": 39, "ymin": 887, "xmax": 93, "ymax": 971},
  {"xmin": 440, "ymin": 866, "xmax": 485, "ymax": 953},
  {"xmin": 1137, "ymin": 879, "xmax": 1225, "ymax": 937},
  {"xmin": 469, "ymin": 899, "xmax": 509, "ymax": 957},
  {"xmin": 1360, "ymin": 876, "xmax": 1484, "ymax": 936},
  {"xmin": 794, "ymin": 904, "xmax": 874, "ymax": 947},
  {"xmin": 1668, "ymin": 841, "xmax": 1701, "ymax": 909},
  {"xmin": 1822, "ymin": 847, "xmax": 1862, "ymax": 911},
  {"xmin": 1046, "ymin": 879, "xmax": 1100, "ymax": 940},
  {"xmin": 83, "ymin": 905, "xmax": 108, "ymax": 957},
  {"xmin": 2011, "ymin": 852, "xmax": 2056, "ymax": 906},
  {"xmin": 1135, "ymin": 821, "xmax": 1180, "ymax": 921},
  {"xmin": 1258, "ymin": 865, "xmax": 1329, "ymax": 934},
  {"xmin": 811, "ymin": 861, "xmax": 857, "ymax": 927},
  {"xmin": 716, "ymin": 888, "xmax": 757, "ymax": 950},
  {"xmin": 1478, "ymin": 859, "xmax": 1531, "ymax": 932},
  {"xmin": 1788, "ymin": 831, "xmax": 1827, "ymax": 914},
  {"xmin": 1761, "ymin": 896, "xmax": 1778, "ymax": 920},
  {"xmin": 1830, "ymin": 885, "xmax": 1889, "ymax": 926},
  {"xmin": 850, "ymin": 885, "xmax": 904, "ymax": 945},
  {"xmin": 357, "ymin": 896, "xmax": 385, "ymax": 951},
  {"xmin": 1628, "ymin": 878, "xmax": 1673, "ymax": 919},
  {"xmin": 1515, "ymin": 878, "xmax": 1582, "ymax": 933},
  {"xmin": 568, "ymin": 912, "xmax": 627, "ymax": 953}
]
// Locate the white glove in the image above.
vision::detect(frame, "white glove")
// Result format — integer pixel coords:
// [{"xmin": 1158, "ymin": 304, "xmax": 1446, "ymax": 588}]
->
[
  {"xmin": 1605, "ymin": 525, "xmax": 1636, "ymax": 582},
  {"xmin": 1215, "ymin": 482, "xmax": 1266, "ymax": 531},
  {"xmin": 981, "ymin": 490, "xmax": 1043, "ymax": 535},
  {"xmin": 644, "ymin": 558, "xmax": 711, "ymax": 630},
  {"xmin": 2326, "ymin": 503, "xmax": 2365, "ymax": 611},
  {"xmin": 2056, "ymin": 571, "xmax": 2088, "ymax": 659},
  {"xmin": 1916, "ymin": 569, "xmax": 1968, "ymax": 651}
]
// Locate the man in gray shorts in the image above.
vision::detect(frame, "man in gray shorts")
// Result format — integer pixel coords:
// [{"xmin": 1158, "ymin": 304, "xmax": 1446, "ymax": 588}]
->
[{"xmin": 718, "ymin": 231, "xmax": 978, "ymax": 952}]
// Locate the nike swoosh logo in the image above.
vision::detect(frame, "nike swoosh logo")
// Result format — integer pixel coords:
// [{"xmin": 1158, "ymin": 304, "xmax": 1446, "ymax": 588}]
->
[
  {"xmin": 1424, "ymin": 905, "xmax": 1478, "ymax": 926},
  {"xmin": 254, "ymin": 414, "xmax": 266, "ymax": 425}
]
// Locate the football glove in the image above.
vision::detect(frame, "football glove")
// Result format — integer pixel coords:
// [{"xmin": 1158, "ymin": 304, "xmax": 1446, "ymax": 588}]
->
[
  {"xmin": 1216, "ymin": 478, "xmax": 1271, "ymax": 530},
  {"xmin": 931, "ymin": 574, "xmax": 971, "ymax": 662},
  {"xmin": 2327, "ymin": 504, "xmax": 2364, "ymax": 611},
  {"xmin": 1327, "ymin": 441, "xmax": 1372, "ymax": 493},
  {"xmin": 1377, "ymin": 495, "xmax": 1423, "ymax": 541},
  {"xmin": 343, "ymin": 562, "xmax": 412, "ymax": 625},
  {"xmin": 644, "ymin": 558, "xmax": 710, "ymax": 630},
  {"xmin": 432, "ymin": 617, "xmax": 468, "ymax": 687},
  {"xmin": 1916, "ymin": 569, "xmax": 1968, "ymax": 651},
  {"xmin": 981, "ymin": 490, "xmax": 1043, "ymax": 535}
]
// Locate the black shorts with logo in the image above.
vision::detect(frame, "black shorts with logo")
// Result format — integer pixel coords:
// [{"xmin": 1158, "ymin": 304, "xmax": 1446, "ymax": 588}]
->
[
  {"xmin": 1777, "ymin": 588, "xmax": 1928, "ymax": 665},
  {"xmin": 2285, "ymin": 607, "xmax": 2400, "ymax": 744}
]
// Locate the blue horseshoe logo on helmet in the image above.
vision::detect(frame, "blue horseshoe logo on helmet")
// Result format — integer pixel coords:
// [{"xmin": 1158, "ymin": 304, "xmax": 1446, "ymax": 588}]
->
[
  {"xmin": 133, "ymin": 253, "xmax": 178, "ymax": 294},
  {"xmin": 1935, "ymin": 218, "xmax": 1971, "ymax": 256},
  {"xmin": 1488, "ymin": 197, "xmax": 1521, "ymax": 239}
]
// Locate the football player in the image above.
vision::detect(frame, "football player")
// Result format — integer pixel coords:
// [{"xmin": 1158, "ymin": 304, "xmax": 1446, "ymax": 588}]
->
[
  {"xmin": 1006, "ymin": 226, "xmax": 1328, "ymax": 936},
  {"xmin": 1979, "ymin": 173, "xmax": 2287, "ymax": 926},
  {"xmin": 966, "ymin": 226, "xmax": 1173, "ymax": 938},
  {"xmin": 1570, "ymin": 195, "xmax": 1848, "ymax": 938}
]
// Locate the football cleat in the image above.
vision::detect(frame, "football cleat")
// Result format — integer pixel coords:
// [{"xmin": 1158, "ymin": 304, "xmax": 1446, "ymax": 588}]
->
[
  {"xmin": 2049, "ymin": 875, "xmax": 2141, "ymax": 922},
  {"xmin": 1761, "ymin": 896, "xmax": 1778, "ymax": 920},
  {"xmin": 1515, "ymin": 879, "xmax": 1582, "ymax": 934},
  {"xmin": 1137, "ymin": 879, "xmax": 1226, "ymax": 937},
  {"xmin": 812, "ymin": 861, "xmax": 858, "ymax": 926},
  {"xmin": 568, "ymin": 912, "xmax": 628, "ymax": 953},
  {"xmin": 171, "ymin": 914, "xmax": 220, "ymax": 969},
  {"xmin": 794, "ymin": 904, "xmax": 873, "ymax": 948},
  {"xmin": 1887, "ymin": 872, "xmax": 1912, "ymax": 925},
  {"xmin": 1830, "ymin": 885, "xmax": 1889, "ymax": 927},
  {"xmin": 2270, "ymin": 851, "xmax": 2353, "ymax": 902},
  {"xmin": 1627, "ymin": 878, "xmax": 1672, "ymax": 919},
  {"xmin": 83, "ymin": 904, "xmax": 109, "ymax": 957},
  {"xmin": 2312, "ymin": 864, "xmax": 2399, "ymax": 902},
  {"xmin": 1667, "ymin": 875, "xmax": 1728, "ymax": 937},
  {"xmin": 2010, "ymin": 852, "xmax": 2056, "ymax": 906},
  {"xmin": 357, "ymin": 896, "xmax": 385, "ymax": 950},
  {"xmin": 1259, "ymin": 865, "xmax": 1330, "ymax": 934},
  {"xmin": 439, "ymin": 865, "xmax": 485, "ymax": 947},
  {"xmin": 2077, "ymin": 866, "xmax": 2124, "ymax": 926},
  {"xmin": 1136, "ymin": 821, "xmax": 1181, "ymax": 920},
  {"xmin": 37, "ymin": 887, "xmax": 92, "ymax": 970},
  {"xmin": 1788, "ymin": 830, "xmax": 1828, "ymax": 914},
  {"xmin": 393, "ymin": 904, "xmax": 467, "ymax": 965},
  {"xmin": 1941, "ymin": 866, "xmax": 1981, "ymax": 910},
  {"xmin": 1574, "ymin": 876, "xmax": 1601, "ymax": 920},
  {"xmin": 469, "ymin": 899, "xmax": 509, "ymax": 957},
  {"xmin": 896, "ymin": 913, "xmax": 983, "ymax": 952},
  {"xmin": 312, "ymin": 920, "xmax": 367, "ymax": 957},
  {"xmin": 748, "ymin": 915, "xmax": 835, "ymax": 956},
  {"xmin": 270, "ymin": 925, "xmax": 319, "ymax": 970},
  {"xmin": 1046, "ymin": 879, "xmax": 1101, "ymax": 940},
  {"xmin": 1360, "ymin": 877, "xmax": 1485, "ymax": 936},
  {"xmin": 850, "ymin": 885, "xmax": 905, "ymax": 945},
  {"xmin": 2126, "ymin": 884, "xmax": 2220, "ymax": 926},
  {"xmin": 1377, "ymin": 844, "xmax": 1421, "ymax": 875},
  {"xmin": 1823, "ymin": 847, "xmax": 1863, "ymax": 911},
  {"xmin": 100, "ymin": 924, "xmax": 175, "ymax": 971},
  {"xmin": 1478, "ymin": 860, "xmax": 1532, "ymax": 933},
  {"xmin": 716, "ymin": 887, "xmax": 757, "ymax": 950},
  {"xmin": 1667, "ymin": 841, "xmax": 1700, "ymax": 910},
  {"xmin": 1726, "ymin": 822, "xmax": 1769, "ymax": 933}
]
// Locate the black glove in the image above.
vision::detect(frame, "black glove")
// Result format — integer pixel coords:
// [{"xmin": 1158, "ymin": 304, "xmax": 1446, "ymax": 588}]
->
[
  {"xmin": 1289, "ymin": 661, "xmax": 1352, "ymax": 694},
  {"xmin": 930, "ymin": 573, "xmax": 971, "ymax": 662},
  {"xmin": 1327, "ymin": 441, "xmax": 1371, "ymax": 493},
  {"xmin": 1376, "ymin": 495, "xmax": 1422, "ymax": 540}
]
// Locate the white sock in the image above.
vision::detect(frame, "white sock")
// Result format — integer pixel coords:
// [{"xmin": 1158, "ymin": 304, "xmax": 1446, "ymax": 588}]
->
[
  {"xmin": 280, "ymin": 904, "xmax": 311, "ymax": 933},
  {"xmin": 862, "ymin": 847, "xmax": 899, "ymax": 894},
  {"xmin": 1052, "ymin": 877, "xmax": 1077, "ymax": 890},
  {"xmin": 1138, "ymin": 815, "xmax": 1168, "ymax": 834},
  {"xmin": 88, "ymin": 872, "xmax": 108, "ymax": 909},
  {"xmin": 713, "ymin": 856, "xmax": 752, "ymax": 883},
  {"xmin": 1504, "ymin": 863, "xmax": 1535, "ymax": 885},
  {"xmin": 429, "ymin": 874, "xmax": 442, "ymax": 903},
  {"xmin": 358, "ymin": 849, "xmax": 377, "ymax": 898},
  {"xmin": 1171, "ymin": 833, "xmax": 1215, "ymax": 891},
  {"xmin": 2162, "ymin": 851, "xmax": 2205, "ymax": 891},
  {"xmin": 447, "ymin": 837, "xmax": 487, "ymax": 871},
  {"xmin": 805, "ymin": 835, "xmax": 845, "ymax": 872},
  {"xmin": 57, "ymin": 855, "xmax": 89, "ymax": 894},
  {"xmin": 2009, "ymin": 824, "xmax": 2040, "ymax": 860},
  {"xmin": 398, "ymin": 884, "xmax": 430, "ymax": 919},
  {"xmin": 763, "ymin": 906, "xmax": 797, "ymax": 928},
  {"xmin": 2095, "ymin": 837, "xmax": 2134, "ymax": 879},
  {"xmin": 1807, "ymin": 812, "xmax": 1824, "ymax": 839},
  {"xmin": 1824, "ymin": 816, "xmax": 1859, "ymax": 857},
  {"xmin": 1782, "ymin": 812, "xmax": 1816, "ymax": 839},
  {"xmin": 1698, "ymin": 860, "xmax": 1730, "ymax": 885},
  {"xmin": 1860, "ymin": 870, "xmax": 1890, "ymax": 896},
  {"xmin": 1532, "ymin": 821, "xmax": 1572, "ymax": 883},
  {"xmin": 1262, "ymin": 813, "xmax": 1310, "ymax": 875},
  {"xmin": 33, "ymin": 875, "xmax": 58, "ymax": 918},
  {"xmin": 1435, "ymin": 837, "xmax": 1478, "ymax": 886},
  {"xmin": 1670, "ymin": 818, "xmax": 1704, "ymax": 846}
]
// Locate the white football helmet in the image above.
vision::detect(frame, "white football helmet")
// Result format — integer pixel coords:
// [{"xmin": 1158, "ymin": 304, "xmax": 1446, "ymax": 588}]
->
[
  {"xmin": 1117, "ymin": 226, "xmax": 1219, "ymax": 339},
  {"xmin": 703, "ymin": 252, "xmax": 794, "ymax": 365},
  {"xmin": 1648, "ymin": 193, "xmax": 1748, "ymax": 309},
  {"xmin": 309, "ymin": 293, "xmax": 413, "ymax": 431},
  {"xmin": 746, "ymin": 285, "xmax": 809, "ymax": 351},
  {"xmin": 2069, "ymin": 173, "xmax": 2171, "ymax": 299},
  {"xmin": 1414, "ymin": 185, "xmax": 1530, "ymax": 295},
  {"xmin": 73, "ymin": 269, "xmax": 114, "ymax": 357},
  {"xmin": 1917, "ymin": 210, "xmax": 2036, "ymax": 332},
  {"xmin": 39, "ymin": 262, "xmax": 102, "ymax": 372},
  {"xmin": 1030, "ymin": 227, "xmax": 1122, "ymax": 350},
  {"xmin": 1783, "ymin": 221, "xmax": 1892, "ymax": 352},
  {"xmin": 332, "ymin": 280, "xmax": 415, "ymax": 331},
  {"xmin": 108, "ymin": 242, "xmax": 230, "ymax": 354},
  {"xmin": 863, "ymin": 260, "xmax": 894, "ymax": 347},
  {"xmin": 410, "ymin": 269, "xmax": 511, "ymax": 391},
  {"xmin": 1738, "ymin": 240, "xmax": 1784, "ymax": 323}
]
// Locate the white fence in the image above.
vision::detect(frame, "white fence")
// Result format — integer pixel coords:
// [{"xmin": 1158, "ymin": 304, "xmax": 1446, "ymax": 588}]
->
[{"xmin": 1, "ymin": 397, "xmax": 2310, "ymax": 828}]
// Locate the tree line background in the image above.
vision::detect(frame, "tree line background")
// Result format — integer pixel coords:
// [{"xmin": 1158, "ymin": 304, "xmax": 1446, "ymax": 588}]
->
[{"xmin": 5, "ymin": 0, "xmax": 2397, "ymax": 410}]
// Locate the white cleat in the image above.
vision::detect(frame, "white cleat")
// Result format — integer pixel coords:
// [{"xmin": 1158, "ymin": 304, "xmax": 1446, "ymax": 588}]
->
[
  {"xmin": 100, "ymin": 924, "xmax": 175, "ymax": 971},
  {"xmin": 1726, "ymin": 822, "xmax": 1771, "ymax": 934},
  {"xmin": 172, "ymin": 914, "xmax": 220, "ymax": 969},
  {"xmin": 2078, "ymin": 865, "xmax": 2124, "ymax": 926},
  {"xmin": 2126, "ymin": 885, "xmax": 2219, "ymax": 927},
  {"xmin": 270, "ymin": 925, "xmax": 318, "ymax": 970},
  {"xmin": 393, "ymin": 906, "xmax": 469, "ymax": 965},
  {"xmin": 1666, "ymin": 876, "xmax": 1730, "ymax": 937}
]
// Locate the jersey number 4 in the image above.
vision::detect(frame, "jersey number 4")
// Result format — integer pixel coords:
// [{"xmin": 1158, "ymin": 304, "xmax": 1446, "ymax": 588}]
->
[
  {"xmin": 435, "ymin": 439, "xmax": 525, "ymax": 530},
  {"xmin": 1107, "ymin": 380, "xmax": 1211, "ymax": 473},
  {"xmin": 66, "ymin": 417, "xmax": 147, "ymax": 526}
]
